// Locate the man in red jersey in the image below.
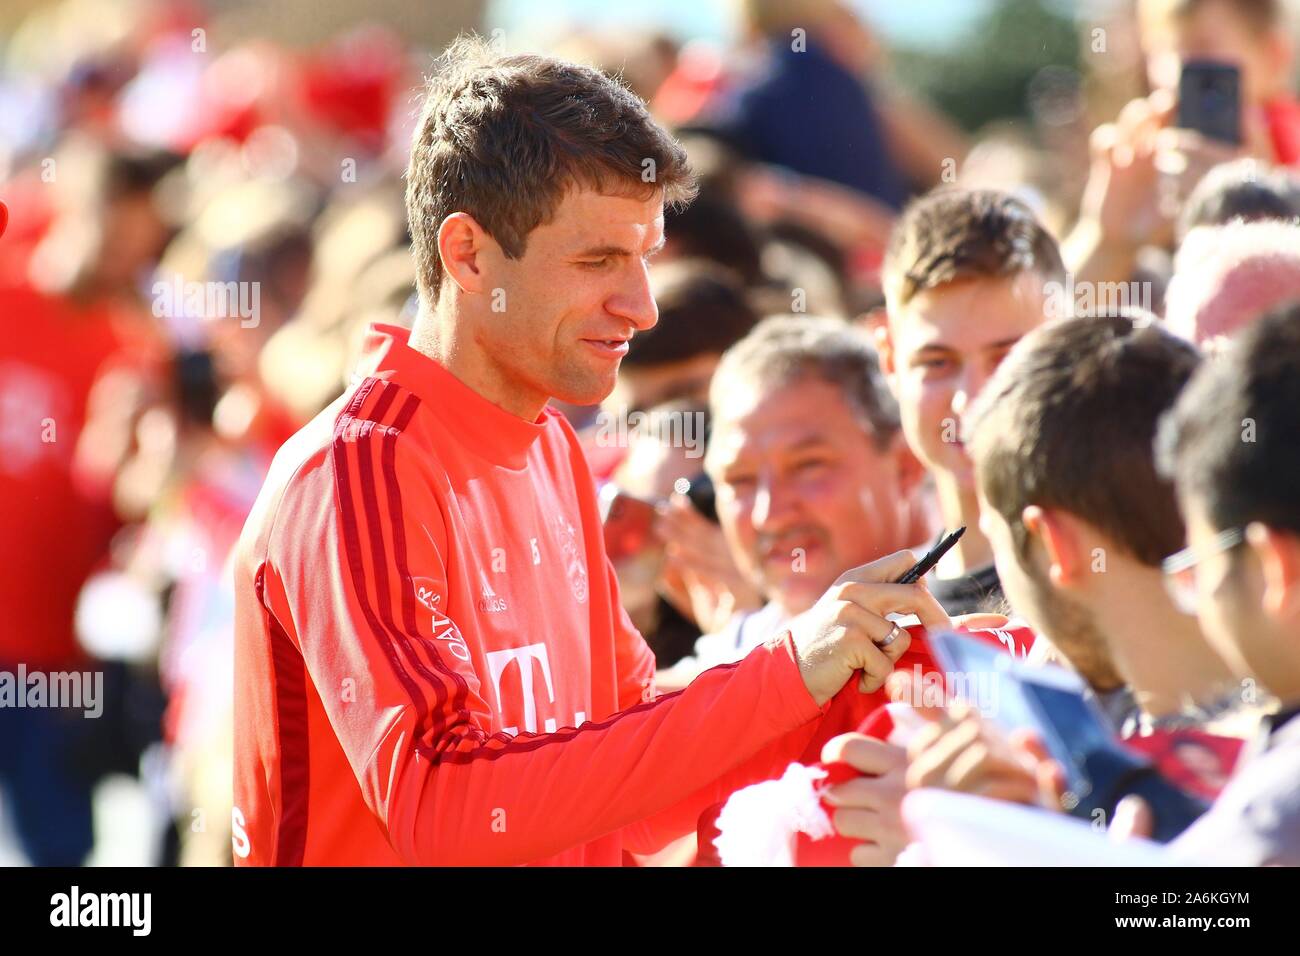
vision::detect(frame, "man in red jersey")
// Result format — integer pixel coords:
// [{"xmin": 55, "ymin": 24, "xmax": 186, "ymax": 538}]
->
[{"xmin": 232, "ymin": 36, "xmax": 949, "ymax": 866}]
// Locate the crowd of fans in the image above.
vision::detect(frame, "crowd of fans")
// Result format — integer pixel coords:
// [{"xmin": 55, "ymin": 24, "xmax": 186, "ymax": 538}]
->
[{"xmin": 2, "ymin": 0, "xmax": 1299, "ymax": 866}]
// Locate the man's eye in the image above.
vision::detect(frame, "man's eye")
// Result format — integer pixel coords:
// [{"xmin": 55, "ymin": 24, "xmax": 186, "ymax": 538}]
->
[
  {"xmin": 580, "ymin": 258, "xmax": 612, "ymax": 270},
  {"xmin": 917, "ymin": 356, "xmax": 955, "ymax": 373}
]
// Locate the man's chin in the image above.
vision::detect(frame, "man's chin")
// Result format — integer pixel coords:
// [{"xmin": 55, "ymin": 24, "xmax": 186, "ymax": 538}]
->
[
  {"xmin": 761, "ymin": 571, "xmax": 833, "ymax": 615},
  {"xmin": 552, "ymin": 367, "xmax": 620, "ymax": 409},
  {"xmin": 938, "ymin": 445, "xmax": 977, "ymax": 492}
]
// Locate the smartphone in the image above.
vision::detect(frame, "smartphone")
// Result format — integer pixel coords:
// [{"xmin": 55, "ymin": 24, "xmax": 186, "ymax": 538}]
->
[
  {"xmin": 598, "ymin": 485, "xmax": 659, "ymax": 562},
  {"xmin": 1177, "ymin": 60, "xmax": 1242, "ymax": 146},
  {"xmin": 930, "ymin": 631, "xmax": 1208, "ymax": 842}
]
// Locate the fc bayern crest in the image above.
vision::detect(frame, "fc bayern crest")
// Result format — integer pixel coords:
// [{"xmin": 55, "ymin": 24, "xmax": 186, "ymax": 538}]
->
[{"xmin": 554, "ymin": 514, "xmax": 588, "ymax": 604}]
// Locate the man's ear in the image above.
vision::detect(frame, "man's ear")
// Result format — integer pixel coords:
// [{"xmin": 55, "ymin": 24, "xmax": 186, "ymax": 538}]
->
[
  {"xmin": 437, "ymin": 212, "xmax": 491, "ymax": 296},
  {"xmin": 1247, "ymin": 523, "xmax": 1300, "ymax": 620},
  {"xmin": 1022, "ymin": 505, "xmax": 1086, "ymax": 589}
]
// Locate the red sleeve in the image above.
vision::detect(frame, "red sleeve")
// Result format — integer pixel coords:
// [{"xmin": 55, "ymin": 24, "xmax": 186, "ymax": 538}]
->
[
  {"xmin": 618, "ymin": 671, "xmax": 827, "ymax": 854},
  {"xmin": 263, "ymin": 434, "xmax": 827, "ymax": 866}
]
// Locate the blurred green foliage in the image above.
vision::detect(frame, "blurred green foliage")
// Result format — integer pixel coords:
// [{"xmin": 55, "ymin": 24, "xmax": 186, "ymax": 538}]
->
[{"xmin": 889, "ymin": 0, "xmax": 1080, "ymax": 131}]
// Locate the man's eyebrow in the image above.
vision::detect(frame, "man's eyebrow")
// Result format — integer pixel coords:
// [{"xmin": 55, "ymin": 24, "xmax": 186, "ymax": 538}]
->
[
  {"xmin": 783, "ymin": 435, "xmax": 835, "ymax": 453},
  {"xmin": 982, "ymin": 336, "xmax": 1023, "ymax": 352},
  {"xmin": 573, "ymin": 238, "xmax": 666, "ymax": 258},
  {"xmin": 573, "ymin": 244, "xmax": 633, "ymax": 258}
]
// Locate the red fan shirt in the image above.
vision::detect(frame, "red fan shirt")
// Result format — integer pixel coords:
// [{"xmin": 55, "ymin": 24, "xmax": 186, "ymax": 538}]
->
[{"xmin": 0, "ymin": 284, "xmax": 127, "ymax": 668}]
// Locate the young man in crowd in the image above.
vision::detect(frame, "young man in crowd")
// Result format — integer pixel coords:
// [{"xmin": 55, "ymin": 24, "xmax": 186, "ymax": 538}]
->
[
  {"xmin": 232, "ymin": 37, "xmax": 948, "ymax": 866},
  {"xmin": 1065, "ymin": 0, "xmax": 1299, "ymax": 286},
  {"xmin": 657, "ymin": 315, "xmax": 932, "ymax": 689},
  {"xmin": 1140, "ymin": 0, "xmax": 1300, "ymax": 163},
  {"xmin": 1153, "ymin": 301, "xmax": 1300, "ymax": 864},
  {"xmin": 824, "ymin": 312, "xmax": 1238, "ymax": 851},
  {"xmin": 902, "ymin": 305, "xmax": 1300, "ymax": 866},
  {"xmin": 874, "ymin": 188, "xmax": 1066, "ymax": 614},
  {"xmin": 960, "ymin": 312, "xmax": 1234, "ymax": 731}
]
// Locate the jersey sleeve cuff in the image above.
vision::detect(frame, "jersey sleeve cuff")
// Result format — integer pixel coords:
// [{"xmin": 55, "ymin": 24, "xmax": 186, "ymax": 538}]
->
[{"xmin": 760, "ymin": 628, "xmax": 831, "ymax": 727}]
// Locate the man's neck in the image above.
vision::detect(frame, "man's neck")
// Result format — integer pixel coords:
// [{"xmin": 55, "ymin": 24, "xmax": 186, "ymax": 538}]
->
[
  {"xmin": 932, "ymin": 475, "xmax": 992, "ymax": 577},
  {"xmin": 408, "ymin": 300, "xmax": 547, "ymax": 421}
]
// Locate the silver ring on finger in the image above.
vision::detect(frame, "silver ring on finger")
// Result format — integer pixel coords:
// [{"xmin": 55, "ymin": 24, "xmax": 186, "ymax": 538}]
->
[{"xmin": 876, "ymin": 623, "xmax": 903, "ymax": 648}]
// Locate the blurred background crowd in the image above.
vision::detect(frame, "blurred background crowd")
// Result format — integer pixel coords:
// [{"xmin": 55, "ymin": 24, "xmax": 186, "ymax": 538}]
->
[{"xmin": 2, "ymin": 0, "xmax": 1299, "ymax": 866}]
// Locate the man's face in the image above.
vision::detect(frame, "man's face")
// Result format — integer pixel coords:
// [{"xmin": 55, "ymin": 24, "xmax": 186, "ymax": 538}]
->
[
  {"xmin": 881, "ymin": 273, "xmax": 1049, "ymax": 495},
  {"xmin": 1142, "ymin": 0, "xmax": 1286, "ymax": 106},
  {"xmin": 975, "ymin": 486, "xmax": 1124, "ymax": 691},
  {"xmin": 706, "ymin": 377, "xmax": 914, "ymax": 615},
  {"xmin": 1181, "ymin": 497, "xmax": 1267, "ymax": 683},
  {"xmin": 474, "ymin": 187, "xmax": 664, "ymax": 411}
]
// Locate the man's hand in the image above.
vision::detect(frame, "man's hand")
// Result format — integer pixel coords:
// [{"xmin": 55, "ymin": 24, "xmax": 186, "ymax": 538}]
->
[
  {"xmin": 1065, "ymin": 90, "xmax": 1268, "ymax": 285},
  {"xmin": 787, "ymin": 550, "xmax": 951, "ymax": 705},
  {"xmin": 821, "ymin": 733, "xmax": 910, "ymax": 866},
  {"xmin": 897, "ymin": 679, "xmax": 1066, "ymax": 809},
  {"xmin": 1109, "ymin": 795, "xmax": 1155, "ymax": 841}
]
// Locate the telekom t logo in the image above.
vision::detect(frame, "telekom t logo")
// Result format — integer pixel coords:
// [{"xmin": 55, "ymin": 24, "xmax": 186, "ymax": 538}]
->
[{"xmin": 485, "ymin": 642, "xmax": 585, "ymax": 735}]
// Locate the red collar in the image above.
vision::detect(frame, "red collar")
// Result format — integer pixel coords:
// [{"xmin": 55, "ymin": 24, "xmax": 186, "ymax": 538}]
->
[{"xmin": 354, "ymin": 323, "xmax": 548, "ymax": 469}]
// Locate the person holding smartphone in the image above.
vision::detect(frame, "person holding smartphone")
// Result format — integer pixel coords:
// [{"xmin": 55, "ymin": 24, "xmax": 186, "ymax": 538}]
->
[{"xmin": 1063, "ymin": 0, "xmax": 1300, "ymax": 288}]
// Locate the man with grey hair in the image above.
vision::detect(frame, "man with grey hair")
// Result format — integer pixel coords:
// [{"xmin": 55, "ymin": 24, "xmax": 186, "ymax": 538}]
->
[{"xmin": 659, "ymin": 315, "xmax": 932, "ymax": 688}]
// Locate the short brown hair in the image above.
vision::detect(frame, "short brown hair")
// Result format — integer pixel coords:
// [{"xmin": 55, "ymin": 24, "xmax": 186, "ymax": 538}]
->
[
  {"xmin": 882, "ymin": 188, "xmax": 1065, "ymax": 308},
  {"xmin": 406, "ymin": 35, "xmax": 697, "ymax": 301},
  {"xmin": 969, "ymin": 311, "xmax": 1201, "ymax": 566}
]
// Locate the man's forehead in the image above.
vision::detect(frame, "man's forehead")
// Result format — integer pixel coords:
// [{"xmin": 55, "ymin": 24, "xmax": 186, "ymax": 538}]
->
[
  {"xmin": 709, "ymin": 381, "xmax": 862, "ymax": 459},
  {"xmin": 892, "ymin": 274, "xmax": 1047, "ymax": 351},
  {"xmin": 553, "ymin": 187, "xmax": 664, "ymax": 240}
]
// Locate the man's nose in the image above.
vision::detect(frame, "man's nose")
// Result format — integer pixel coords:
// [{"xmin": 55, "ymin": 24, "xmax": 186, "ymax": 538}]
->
[
  {"xmin": 751, "ymin": 472, "xmax": 796, "ymax": 534},
  {"xmin": 609, "ymin": 260, "xmax": 658, "ymax": 332},
  {"xmin": 950, "ymin": 364, "xmax": 988, "ymax": 421}
]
